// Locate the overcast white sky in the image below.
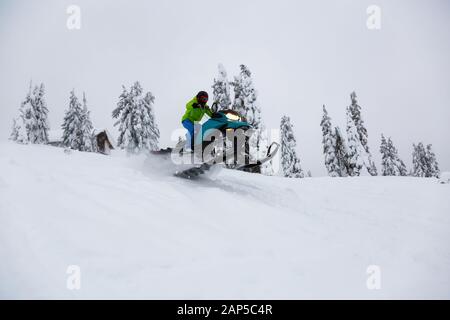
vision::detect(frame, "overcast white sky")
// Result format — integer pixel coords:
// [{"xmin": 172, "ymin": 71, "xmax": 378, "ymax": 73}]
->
[{"xmin": 1, "ymin": 0, "xmax": 449, "ymax": 175}]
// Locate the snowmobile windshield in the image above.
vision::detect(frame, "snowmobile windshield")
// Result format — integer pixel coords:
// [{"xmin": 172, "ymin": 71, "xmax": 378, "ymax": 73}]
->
[{"xmin": 222, "ymin": 110, "xmax": 242, "ymax": 122}]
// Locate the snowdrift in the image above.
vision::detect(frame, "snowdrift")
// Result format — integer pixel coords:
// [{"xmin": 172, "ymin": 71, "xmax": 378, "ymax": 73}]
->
[{"xmin": 0, "ymin": 142, "xmax": 449, "ymax": 299}]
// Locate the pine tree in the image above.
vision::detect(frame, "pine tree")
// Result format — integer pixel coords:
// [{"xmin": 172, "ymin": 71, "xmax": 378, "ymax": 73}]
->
[
  {"xmin": 320, "ymin": 105, "xmax": 340, "ymax": 177},
  {"xmin": 368, "ymin": 160, "xmax": 378, "ymax": 176},
  {"xmin": 10, "ymin": 82, "xmax": 50, "ymax": 144},
  {"xmin": 11, "ymin": 85, "xmax": 34, "ymax": 144},
  {"xmin": 412, "ymin": 143, "xmax": 426, "ymax": 177},
  {"xmin": 61, "ymin": 90, "xmax": 97, "ymax": 152},
  {"xmin": 380, "ymin": 134, "xmax": 395, "ymax": 176},
  {"xmin": 412, "ymin": 142, "xmax": 439, "ymax": 177},
  {"xmin": 231, "ymin": 67, "xmax": 244, "ymax": 114},
  {"xmin": 346, "ymin": 108, "xmax": 364, "ymax": 176},
  {"xmin": 10, "ymin": 116, "xmax": 28, "ymax": 143},
  {"xmin": 10, "ymin": 118, "xmax": 24, "ymax": 142},
  {"xmin": 79, "ymin": 92, "xmax": 96, "ymax": 152},
  {"xmin": 212, "ymin": 63, "xmax": 231, "ymax": 110},
  {"xmin": 10, "ymin": 118, "xmax": 19, "ymax": 141},
  {"xmin": 231, "ymin": 65, "xmax": 269, "ymax": 174},
  {"xmin": 347, "ymin": 91, "xmax": 377, "ymax": 175},
  {"xmin": 380, "ymin": 135, "xmax": 407, "ymax": 176},
  {"xmin": 334, "ymin": 126, "xmax": 349, "ymax": 177},
  {"xmin": 280, "ymin": 116, "xmax": 304, "ymax": 178},
  {"xmin": 112, "ymin": 82, "xmax": 160, "ymax": 154},
  {"xmin": 29, "ymin": 83, "xmax": 50, "ymax": 144},
  {"xmin": 62, "ymin": 90, "xmax": 84, "ymax": 150},
  {"xmin": 425, "ymin": 144, "xmax": 440, "ymax": 178},
  {"xmin": 231, "ymin": 65, "xmax": 261, "ymax": 128},
  {"xmin": 140, "ymin": 91, "xmax": 160, "ymax": 151}
]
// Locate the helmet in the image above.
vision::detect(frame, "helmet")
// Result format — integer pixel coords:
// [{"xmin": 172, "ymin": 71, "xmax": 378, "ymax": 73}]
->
[{"xmin": 196, "ymin": 91, "xmax": 208, "ymax": 104}]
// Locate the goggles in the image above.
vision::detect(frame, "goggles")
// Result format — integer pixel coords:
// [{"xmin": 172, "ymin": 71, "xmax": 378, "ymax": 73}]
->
[{"xmin": 198, "ymin": 95, "xmax": 208, "ymax": 103}]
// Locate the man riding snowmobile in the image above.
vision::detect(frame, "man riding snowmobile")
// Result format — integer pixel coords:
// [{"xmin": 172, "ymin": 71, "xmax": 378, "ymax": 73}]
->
[
  {"xmin": 150, "ymin": 90, "xmax": 279, "ymax": 179},
  {"xmin": 181, "ymin": 91, "xmax": 212, "ymax": 152}
]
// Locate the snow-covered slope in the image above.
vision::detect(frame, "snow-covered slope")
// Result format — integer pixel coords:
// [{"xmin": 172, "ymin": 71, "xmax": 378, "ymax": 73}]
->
[{"xmin": 0, "ymin": 142, "xmax": 449, "ymax": 299}]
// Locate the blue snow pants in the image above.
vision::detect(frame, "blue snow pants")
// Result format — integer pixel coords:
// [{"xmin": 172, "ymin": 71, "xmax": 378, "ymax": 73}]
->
[{"xmin": 182, "ymin": 119, "xmax": 195, "ymax": 150}]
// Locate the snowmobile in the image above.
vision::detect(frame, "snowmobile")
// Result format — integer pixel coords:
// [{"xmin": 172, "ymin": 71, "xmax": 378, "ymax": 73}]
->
[{"xmin": 152, "ymin": 106, "xmax": 279, "ymax": 179}]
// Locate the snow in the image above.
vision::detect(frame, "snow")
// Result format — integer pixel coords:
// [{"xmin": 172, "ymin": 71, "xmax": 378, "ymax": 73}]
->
[
  {"xmin": 439, "ymin": 172, "xmax": 450, "ymax": 184},
  {"xmin": 0, "ymin": 141, "xmax": 449, "ymax": 299}
]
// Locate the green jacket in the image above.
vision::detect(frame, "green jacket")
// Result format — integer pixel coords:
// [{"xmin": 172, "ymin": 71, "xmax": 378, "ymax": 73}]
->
[{"xmin": 181, "ymin": 97, "xmax": 212, "ymax": 123}]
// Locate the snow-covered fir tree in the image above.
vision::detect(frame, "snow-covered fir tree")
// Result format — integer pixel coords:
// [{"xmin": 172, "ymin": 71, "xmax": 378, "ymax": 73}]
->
[
  {"xmin": 212, "ymin": 63, "xmax": 231, "ymax": 110},
  {"xmin": 10, "ymin": 118, "xmax": 19, "ymax": 141},
  {"xmin": 10, "ymin": 85, "xmax": 33, "ymax": 144},
  {"xmin": 112, "ymin": 82, "xmax": 160, "ymax": 154},
  {"xmin": 9, "ymin": 118, "xmax": 21, "ymax": 141},
  {"xmin": 79, "ymin": 92, "xmax": 96, "ymax": 152},
  {"xmin": 10, "ymin": 114, "xmax": 28, "ymax": 144},
  {"xmin": 380, "ymin": 134, "xmax": 407, "ymax": 176},
  {"xmin": 380, "ymin": 135, "xmax": 397, "ymax": 176},
  {"xmin": 231, "ymin": 65, "xmax": 261, "ymax": 128},
  {"xmin": 347, "ymin": 91, "xmax": 377, "ymax": 175},
  {"xmin": 139, "ymin": 91, "xmax": 160, "ymax": 151},
  {"xmin": 413, "ymin": 143, "xmax": 440, "ymax": 178},
  {"xmin": 425, "ymin": 144, "xmax": 440, "ymax": 178},
  {"xmin": 346, "ymin": 108, "xmax": 364, "ymax": 176},
  {"xmin": 334, "ymin": 126, "xmax": 349, "ymax": 177},
  {"xmin": 280, "ymin": 115, "xmax": 304, "ymax": 178},
  {"xmin": 380, "ymin": 135, "xmax": 393, "ymax": 175},
  {"xmin": 10, "ymin": 82, "xmax": 50, "ymax": 144},
  {"xmin": 61, "ymin": 90, "xmax": 96, "ymax": 152},
  {"xmin": 231, "ymin": 65, "xmax": 270, "ymax": 174},
  {"xmin": 412, "ymin": 143, "xmax": 427, "ymax": 177},
  {"xmin": 320, "ymin": 105, "xmax": 340, "ymax": 177},
  {"xmin": 62, "ymin": 90, "xmax": 84, "ymax": 150},
  {"xmin": 367, "ymin": 156, "xmax": 378, "ymax": 176},
  {"xmin": 230, "ymin": 65, "xmax": 246, "ymax": 117},
  {"xmin": 30, "ymin": 83, "xmax": 50, "ymax": 144}
]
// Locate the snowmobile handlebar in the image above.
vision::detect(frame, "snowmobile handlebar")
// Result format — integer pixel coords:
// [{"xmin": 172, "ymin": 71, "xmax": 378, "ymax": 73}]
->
[
  {"xmin": 211, "ymin": 102, "xmax": 219, "ymax": 113},
  {"xmin": 267, "ymin": 142, "xmax": 280, "ymax": 158}
]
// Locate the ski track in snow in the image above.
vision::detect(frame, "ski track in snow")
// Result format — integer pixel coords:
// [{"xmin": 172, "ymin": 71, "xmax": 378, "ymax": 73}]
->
[{"xmin": 0, "ymin": 141, "xmax": 449, "ymax": 299}]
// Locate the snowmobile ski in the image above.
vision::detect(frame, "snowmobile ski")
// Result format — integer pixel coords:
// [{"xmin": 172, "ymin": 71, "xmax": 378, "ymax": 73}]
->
[
  {"xmin": 235, "ymin": 141, "xmax": 280, "ymax": 172},
  {"xmin": 174, "ymin": 163, "xmax": 213, "ymax": 179},
  {"xmin": 172, "ymin": 141, "xmax": 280, "ymax": 179}
]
